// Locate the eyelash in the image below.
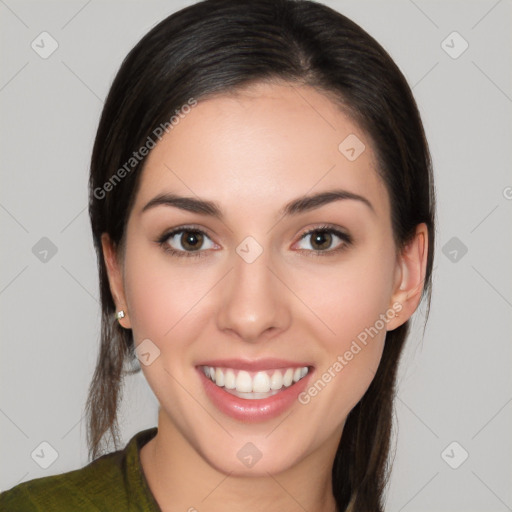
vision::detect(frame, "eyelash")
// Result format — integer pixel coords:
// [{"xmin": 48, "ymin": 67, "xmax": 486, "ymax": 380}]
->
[{"xmin": 156, "ymin": 224, "xmax": 353, "ymax": 259}]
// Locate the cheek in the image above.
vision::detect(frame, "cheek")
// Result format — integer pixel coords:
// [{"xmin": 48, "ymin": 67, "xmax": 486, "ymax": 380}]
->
[
  {"xmin": 293, "ymin": 243, "xmax": 396, "ymax": 417},
  {"xmin": 122, "ymin": 247, "xmax": 218, "ymax": 406},
  {"xmin": 122, "ymin": 243, "xmax": 215, "ymax": 350},
  {"xmin": 293, "ymin": 243, "xmax": 396, "ymax": 348}
]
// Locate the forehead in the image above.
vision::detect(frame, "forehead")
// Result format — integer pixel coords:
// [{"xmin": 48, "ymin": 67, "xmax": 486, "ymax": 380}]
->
[{"xmin": 132, "ymin": 82, "xmax": 389, "ymax": 219}]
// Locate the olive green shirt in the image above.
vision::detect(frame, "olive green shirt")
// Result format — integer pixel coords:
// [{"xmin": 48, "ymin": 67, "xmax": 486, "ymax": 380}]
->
[{"xmin": 0, "ymin": 427, "xmax": 161, "ymax": 511}]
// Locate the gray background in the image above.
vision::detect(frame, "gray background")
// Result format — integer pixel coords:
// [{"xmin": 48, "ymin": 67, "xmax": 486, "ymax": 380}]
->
[{"xmin": 1, "ymin": 0, "xmax": 511, "ymax": 510}]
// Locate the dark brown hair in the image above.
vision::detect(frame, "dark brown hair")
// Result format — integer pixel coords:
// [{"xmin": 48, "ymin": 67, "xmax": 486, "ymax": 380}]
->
[{"xmin": 86, "ymin": 1, "xmax": 435, "ymax": 510}]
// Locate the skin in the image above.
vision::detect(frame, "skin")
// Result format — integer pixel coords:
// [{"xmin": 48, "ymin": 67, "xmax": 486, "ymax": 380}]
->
[{"xmin": 102, "ymin": 81, "xmax": 428, "ymax": 512}]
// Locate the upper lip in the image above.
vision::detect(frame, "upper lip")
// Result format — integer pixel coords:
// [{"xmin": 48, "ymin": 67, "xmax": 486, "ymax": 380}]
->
[{"xmin": 196, "ymin": 358, "xmax": 313, "ymax": 372}]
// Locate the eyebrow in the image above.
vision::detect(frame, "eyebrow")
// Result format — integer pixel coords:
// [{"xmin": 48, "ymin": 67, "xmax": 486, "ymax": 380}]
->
[{"xmin": 140, "ymin": 189, "xmax": 375, "ymax": 219}]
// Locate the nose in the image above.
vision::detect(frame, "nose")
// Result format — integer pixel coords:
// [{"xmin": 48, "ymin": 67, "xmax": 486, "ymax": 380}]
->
[{"xmin": 216, "ymin": 244, "xmax": 291, "ymax": 343}]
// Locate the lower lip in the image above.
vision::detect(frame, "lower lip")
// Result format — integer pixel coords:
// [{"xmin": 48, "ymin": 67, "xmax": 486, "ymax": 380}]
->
[{"xmin": 197, "ymin": 367, "xmax": 313, "ymax": 422}]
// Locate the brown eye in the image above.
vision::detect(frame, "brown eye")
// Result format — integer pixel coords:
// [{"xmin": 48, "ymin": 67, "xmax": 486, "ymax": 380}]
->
[
  {"xmin": 179, "ymin": 230, "xmax": 204, "ymax": 251},
  {"xmin": 309, "ymin": 231, "xmax": 333, "ymax": 251},
  {"xmin": 296, "ymin": 226, "xmax": 352, "ymax": 256},
  {"xmin": 159, "ymin": 227, "xmax": 216, "ymax": 258}
]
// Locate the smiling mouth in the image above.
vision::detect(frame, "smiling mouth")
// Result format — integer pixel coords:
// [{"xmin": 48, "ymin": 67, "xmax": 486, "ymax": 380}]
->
[{"xmin": 199, "ymin": 365, "xmax": 310, "ymax": 400}]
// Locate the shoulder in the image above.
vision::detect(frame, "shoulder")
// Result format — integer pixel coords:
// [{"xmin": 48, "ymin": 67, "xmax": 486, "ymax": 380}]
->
[
  {"xmin": 0, "ymin": 450, "xmax": 125, "ymax": 511},
  {"xmin": 0, "ymin": 427, "xmax": 158, "ymax": 511}
]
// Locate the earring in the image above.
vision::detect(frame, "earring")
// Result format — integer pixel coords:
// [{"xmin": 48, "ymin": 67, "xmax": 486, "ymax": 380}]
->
[{"xmin": 115, "ymin": 310, "xmax": 125, "ymax": 320}]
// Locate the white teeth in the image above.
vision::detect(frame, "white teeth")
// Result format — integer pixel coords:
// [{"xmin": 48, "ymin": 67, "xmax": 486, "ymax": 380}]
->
[
  {"xmin": 227, "ymin": 389, "xmax": 281, "ymax": 400},
  {"xmin": 283, "ymin": 368, "xmax": 293, "ymax": 387},
  {"xmin": 270, "ymin": 370, "xmax": 283, "ymax": 390},
  {"xmin": 252, "ymin": 372, "xmax": 271, "ymax": 393},
  {"xmin": 215, "ymin": 367, "xmax": 224, "ymax": 387},
  {"xmin": 235, "ymin": 370, "xmax": 253, "ymax": 392},
  {"xmin": 224, "ymin": 369, "xmax": 236, "ymax": 389},
  {"xmin": 202, "ymin": 365, "xmax": 309, "ymax": 395}
]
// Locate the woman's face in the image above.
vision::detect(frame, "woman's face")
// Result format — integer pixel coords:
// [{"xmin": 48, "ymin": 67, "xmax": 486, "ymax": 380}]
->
[{"xmin": 106, "ymin": 82, "xmax": 412, "ymax": 476}]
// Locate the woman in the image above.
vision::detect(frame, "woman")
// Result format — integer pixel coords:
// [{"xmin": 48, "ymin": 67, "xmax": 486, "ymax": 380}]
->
[{"xmin": 0, "ymin": 0, "xmax": 435, "ymax": 510}]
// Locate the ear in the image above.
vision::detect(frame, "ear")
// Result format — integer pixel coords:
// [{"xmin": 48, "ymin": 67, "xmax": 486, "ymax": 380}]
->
[
  {"xmin": 101, "ymin": 233, "xmax": 131, "ymax": 329},
  {"xmin": 386, "ymin": 223, "xmax": 429, "ymax": 331}
]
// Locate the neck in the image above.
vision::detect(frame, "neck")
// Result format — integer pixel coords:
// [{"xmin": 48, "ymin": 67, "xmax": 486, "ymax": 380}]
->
[{"xmin": 139, "ymin": 410, "xmax": 340, "ymax": 512}]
